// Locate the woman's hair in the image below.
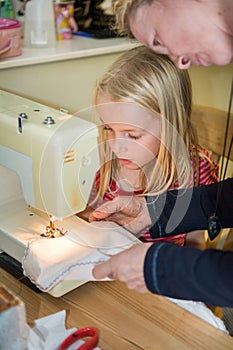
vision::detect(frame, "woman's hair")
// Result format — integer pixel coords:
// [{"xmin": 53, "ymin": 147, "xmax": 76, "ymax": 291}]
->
[
  {"xmin": 93, "ymin": 46, "xmax": 198, "ymax": 200},
  {"xmin": 111, "ymin": 0, "xmax": 153, "ymax": 37}
]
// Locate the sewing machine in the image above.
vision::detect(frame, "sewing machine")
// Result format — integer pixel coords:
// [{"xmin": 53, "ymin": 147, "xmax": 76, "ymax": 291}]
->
[{"xmin": 0, "ymin": 90, "xmax": 100, "ymax": 296}]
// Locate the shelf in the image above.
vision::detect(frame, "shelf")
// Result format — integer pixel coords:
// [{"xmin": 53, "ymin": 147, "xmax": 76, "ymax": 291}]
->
[{"xmin": 0, "ymin": 36, "xmax": 138, "ymax": 69}]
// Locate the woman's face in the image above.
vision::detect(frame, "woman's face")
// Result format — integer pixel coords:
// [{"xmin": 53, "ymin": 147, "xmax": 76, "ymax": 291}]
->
[
  {"xmin": 97, "ymin": 97, "xmax": 161, "ymax": 170},
  {"xmin": 129, "ymin": 0, "xmax": 233, "ymax": 69}
]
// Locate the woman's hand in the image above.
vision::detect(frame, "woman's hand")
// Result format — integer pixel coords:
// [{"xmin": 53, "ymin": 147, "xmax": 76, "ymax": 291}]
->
[
  {"xmin": 89, "ymin": 196, "xmax": 152, "ymax": 234},
  {"xmin": 92, "ymin": 243, "xmax": 153, "ymax": 293}
]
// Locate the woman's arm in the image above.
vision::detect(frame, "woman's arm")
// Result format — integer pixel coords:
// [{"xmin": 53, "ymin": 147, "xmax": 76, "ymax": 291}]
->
[
  {"xmin": 148, "ymin": 178, "xmax": 233, "ymax": 238},
  {"xmin": 93, "ymin": 240, "xmax": 233, "ymax": 306},
  {"xmin": 144, "ymin": 242, "xmax": 233, "ymax": 306}
]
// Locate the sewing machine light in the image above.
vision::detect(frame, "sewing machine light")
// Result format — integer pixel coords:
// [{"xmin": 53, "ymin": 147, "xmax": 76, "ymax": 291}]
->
[{"xmin": 42, "ymin": 216, "xmax": 65, "ymax": 238}]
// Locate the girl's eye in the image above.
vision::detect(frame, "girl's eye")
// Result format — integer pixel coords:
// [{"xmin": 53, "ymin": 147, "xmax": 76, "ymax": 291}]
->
[{"xmin": 127, "ymin": 133, "xmax": 141, "ymax": 140}]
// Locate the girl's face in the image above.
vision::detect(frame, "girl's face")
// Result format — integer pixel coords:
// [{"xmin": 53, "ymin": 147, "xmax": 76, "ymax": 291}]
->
[
  {"xmin": 97, "ymin": 97, "xmax": 161, "ymax": 170},
  {"xmin": 129, "ymin": 0, "xmax": 233, "ymax": 69}
]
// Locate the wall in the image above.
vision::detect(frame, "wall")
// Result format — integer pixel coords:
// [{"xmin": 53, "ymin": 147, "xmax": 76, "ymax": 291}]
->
[
  {"xmin": 189, "ymin": 63, "xmax": 233, "ymax": 111},
  {"xmin": 0, "ymin": 57, "xmax": 232, "ymax": 112},
  {"xmin": 0, "ymin": 53, "xmax": 123, "ymax": 114}
]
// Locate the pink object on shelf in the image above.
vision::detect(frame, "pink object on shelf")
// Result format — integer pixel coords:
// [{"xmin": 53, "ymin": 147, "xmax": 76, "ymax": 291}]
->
[
  {"xmin": 54, "ymin": 3, "xmax": 78, "ymax": 40},
  {"xmin": 0, "ymin": 18, "xmax": 22, "ymax": 58}
]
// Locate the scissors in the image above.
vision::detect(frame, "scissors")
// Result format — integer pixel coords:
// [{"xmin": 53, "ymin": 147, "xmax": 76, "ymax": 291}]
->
[{"xmin": 58, "ymin": 327, "xmax": 99, "ymax": 350}]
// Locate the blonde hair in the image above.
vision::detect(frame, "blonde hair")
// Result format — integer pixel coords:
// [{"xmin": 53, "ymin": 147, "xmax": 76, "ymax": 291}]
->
[
  {"xmin": 112, "ymin": 0, "xmax": 153, "ymax": 37},
  {"xmin": 93, "ymin": 46, "xmax": 198, "ymax": 200}
]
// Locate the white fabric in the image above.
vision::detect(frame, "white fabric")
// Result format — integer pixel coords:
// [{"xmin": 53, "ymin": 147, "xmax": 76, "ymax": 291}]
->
[
  {"xmin": 22, "ymin": 216, "xmax": 227, "ymax": 334},
  {"xmin": 167, "ymin": 297, "xmax": 228, "ymax": 333},
  {"xmin": 27, "ymin": 310, "xmax": 101, "ymax": 350},
  {"xmin": 22, "ymin": 219, "xmax": 139, "ymax": 292}
]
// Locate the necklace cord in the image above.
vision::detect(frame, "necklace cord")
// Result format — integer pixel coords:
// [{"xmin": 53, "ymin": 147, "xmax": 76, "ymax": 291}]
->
[
  {"xmin": 214, "ymin": 78, "xmax": 233, "ymax": 214},
  {"xmin": 208, "ymin": 78, "xmax": 233, "ymax": 240}
]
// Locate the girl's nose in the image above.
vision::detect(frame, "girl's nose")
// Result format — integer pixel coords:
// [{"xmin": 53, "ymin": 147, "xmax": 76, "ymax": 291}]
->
[{"xmin": 110, "ymin": 137, "xmax": 128, "ymax": 155}]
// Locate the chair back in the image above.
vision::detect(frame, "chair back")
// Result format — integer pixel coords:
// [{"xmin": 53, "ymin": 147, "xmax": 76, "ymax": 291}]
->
[{"xmin": 191, "ymin": 105, "xmax": 233, "ymax": 164}]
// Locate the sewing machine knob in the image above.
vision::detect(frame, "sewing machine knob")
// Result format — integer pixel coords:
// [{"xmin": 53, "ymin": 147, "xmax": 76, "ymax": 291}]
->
[
  {"xmin": 43, "ymin": 116, "xmax": 55, "ymax": 125},
  {"xmin": 19, "ymin": 112, "xmax": 28, "ymax": 119}
]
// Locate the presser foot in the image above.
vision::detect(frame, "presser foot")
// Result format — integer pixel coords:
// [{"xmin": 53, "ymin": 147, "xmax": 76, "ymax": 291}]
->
[{"xmin": 41, "ymin": 219, "xmax": 66, "ymax": 238}]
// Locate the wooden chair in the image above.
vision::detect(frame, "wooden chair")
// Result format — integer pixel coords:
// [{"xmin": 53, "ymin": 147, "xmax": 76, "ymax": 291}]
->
[
  {"xmin": 191, "ymin": 105, "xmax": 233, "ymax": 164},
  {"xmin": 190, "ymin": 105, "xmax": 233, "ymax": 249}
]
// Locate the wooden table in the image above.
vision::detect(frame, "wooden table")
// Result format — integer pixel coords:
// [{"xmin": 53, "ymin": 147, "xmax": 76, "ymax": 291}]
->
[{"xmin": 1, "ymin": 268, "xmax": 233, "ymax": 350}]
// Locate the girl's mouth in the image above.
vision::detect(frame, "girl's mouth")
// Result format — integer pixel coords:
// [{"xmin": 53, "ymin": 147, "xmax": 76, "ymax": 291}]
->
[{"xmin": 119, "ymin": 158, "xmax": 132, "ymax": 165}]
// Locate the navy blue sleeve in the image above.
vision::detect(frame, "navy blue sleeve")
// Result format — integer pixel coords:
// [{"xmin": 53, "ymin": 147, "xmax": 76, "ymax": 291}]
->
[
  {"xmin": 144, "ymin": 242, "xmax": 233, "ymax": 307},
  {"xmin": 147, "ymin": 178, "xmax": 233, "ymax": 238}
]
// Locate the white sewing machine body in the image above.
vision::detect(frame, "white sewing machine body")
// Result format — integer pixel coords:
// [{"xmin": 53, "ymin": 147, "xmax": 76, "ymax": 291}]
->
[{"xmin": 0, "ymin": 90, "xmax": 100, "ymax": 296}]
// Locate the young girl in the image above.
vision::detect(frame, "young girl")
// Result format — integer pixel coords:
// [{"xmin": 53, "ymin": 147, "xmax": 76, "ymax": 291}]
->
[{"xmin": 83, "ymin": 46, "xmax": 218, "ymax": 249}]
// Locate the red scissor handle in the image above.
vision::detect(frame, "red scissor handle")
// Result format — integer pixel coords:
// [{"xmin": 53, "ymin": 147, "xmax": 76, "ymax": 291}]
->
[{"xmin": 58, "ymin": 327, "xmax": 99, "ymax": 350}]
